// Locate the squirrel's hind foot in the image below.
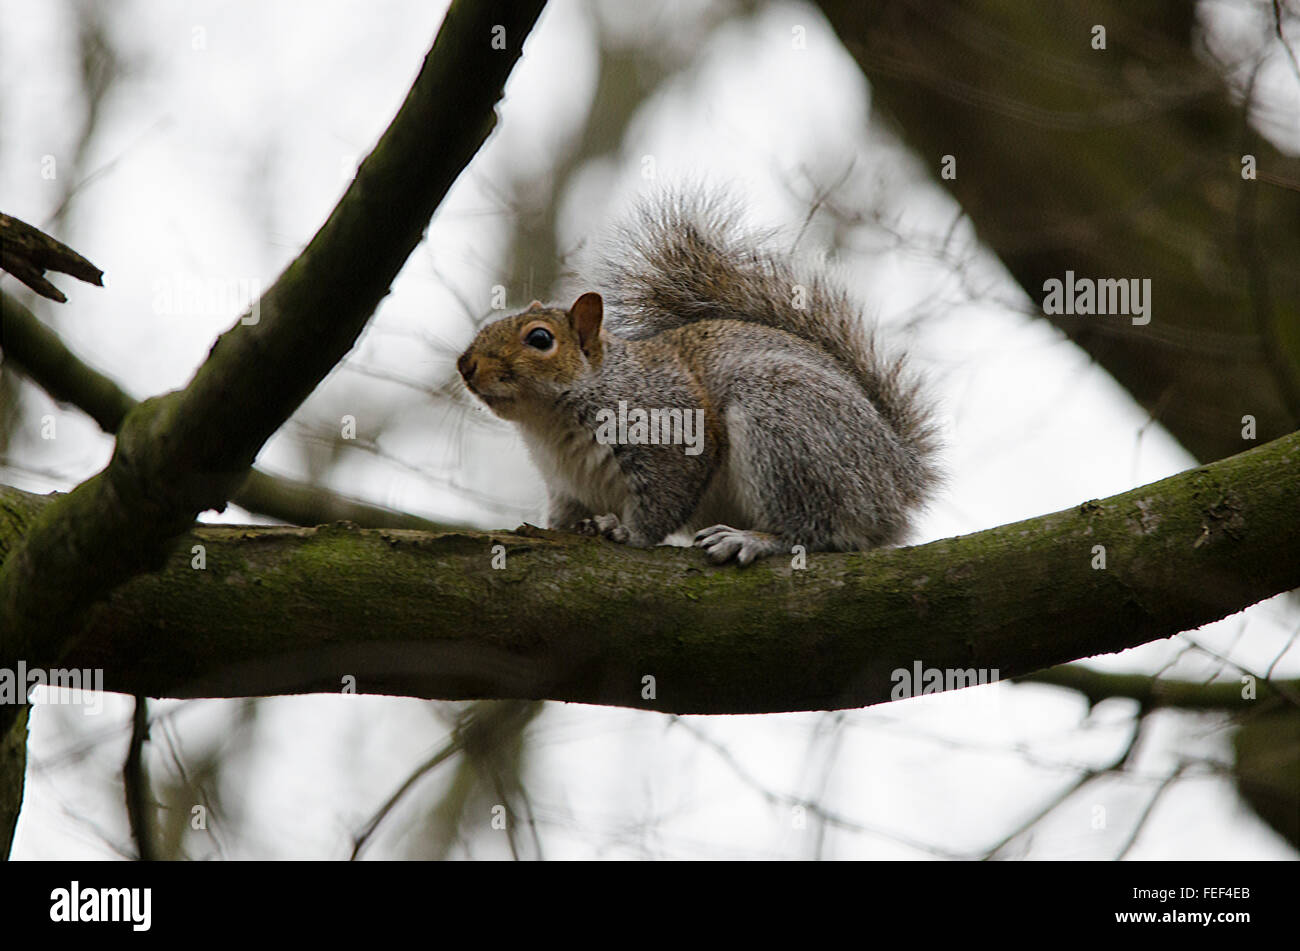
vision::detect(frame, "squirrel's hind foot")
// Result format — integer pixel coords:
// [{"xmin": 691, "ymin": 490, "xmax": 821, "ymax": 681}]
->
[
  {"xmin": 694, "ymin": 525, "xmax": 783, "ymax": 566},
  {"xmin": 576, "ymin": 513, "xmax": 631, "ymax": 545}
]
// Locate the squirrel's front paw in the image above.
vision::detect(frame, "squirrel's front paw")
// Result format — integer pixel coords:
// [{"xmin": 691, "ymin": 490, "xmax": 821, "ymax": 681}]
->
[
  {"xmin": 694, "ymin": 525, "xmax": 781, "ymax": 566},
  {"xmin": 576, "ymin": 513, "xmax": 631, "ymax": 544}
]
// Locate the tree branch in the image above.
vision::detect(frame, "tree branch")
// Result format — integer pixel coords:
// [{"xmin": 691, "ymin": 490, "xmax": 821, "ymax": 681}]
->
[
  {"xmin": 123, "ymin": 696, "xmax": 155, "ymax": 861},
  {"xmin": 0, "ymin": 0, "xmax": 547, "ymax": 691},
  {"xmin": 2, "ymin": 429, "xmax": 1295, "ymax": 715},
  {"xmin": 1017, "ymin": 664, "xmax": 1299, "ymax": 710},
  {"xmin": 0, "ymin": 213, "xmax": 103, "ymax": 303}
]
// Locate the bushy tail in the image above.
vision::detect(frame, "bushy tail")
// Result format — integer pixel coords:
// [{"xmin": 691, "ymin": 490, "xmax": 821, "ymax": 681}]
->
[{"xmin": 584, "ymin": 189, "xmax": 941, "ymax": 507}]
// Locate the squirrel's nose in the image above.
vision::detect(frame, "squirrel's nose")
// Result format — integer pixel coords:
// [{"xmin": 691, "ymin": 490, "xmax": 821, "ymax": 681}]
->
[{"xmin": 457, "ymin": 352, "xmax": 476, "ymax": 382}]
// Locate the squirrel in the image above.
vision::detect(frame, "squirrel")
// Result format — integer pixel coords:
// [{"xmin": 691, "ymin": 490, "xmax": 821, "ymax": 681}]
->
[{"xmin": 456, "ymin": 190, "xmax": 941, "ymax": 565}]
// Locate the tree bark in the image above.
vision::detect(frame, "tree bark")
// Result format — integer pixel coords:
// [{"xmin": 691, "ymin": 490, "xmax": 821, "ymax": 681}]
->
[
  {"xmin": 0, "ymin": 213, "xmax": 103, "ymax": 303},
  {"xmin": 2, "ymin": 428, "xmax": 1296, "ymax": 716}
]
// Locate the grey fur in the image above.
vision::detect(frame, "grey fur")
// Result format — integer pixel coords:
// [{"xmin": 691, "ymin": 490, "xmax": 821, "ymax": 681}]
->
[{"xmin": 525, "ymin": 190, "xmax": 941, "ymax": 562}]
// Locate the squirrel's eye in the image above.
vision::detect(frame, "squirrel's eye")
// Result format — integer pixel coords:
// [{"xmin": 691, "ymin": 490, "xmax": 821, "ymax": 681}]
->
[{"xmin": 524, "ymin": 327, "xmax": 554, "ymax": 350}]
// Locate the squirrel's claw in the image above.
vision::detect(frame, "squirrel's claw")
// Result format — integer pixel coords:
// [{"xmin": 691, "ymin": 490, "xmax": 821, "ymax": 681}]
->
[
  {"xmin": 694, "ymin": 525, "xmax": 779, "ymax": 566},
  {"xmin": 577, "ymin": 513, "xmax": 630, "ymax": 544}
]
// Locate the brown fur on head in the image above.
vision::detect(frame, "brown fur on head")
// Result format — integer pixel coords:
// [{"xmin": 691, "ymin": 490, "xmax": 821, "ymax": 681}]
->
[{"xmin": 457, "ymin": 293, "xmax": 605, "ymax": 421}]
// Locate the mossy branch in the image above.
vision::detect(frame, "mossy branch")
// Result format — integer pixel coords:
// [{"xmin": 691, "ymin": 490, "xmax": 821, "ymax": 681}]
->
[{"xmin": 1, "ymin": 429, "xmax": 1295, "ymax": 715}]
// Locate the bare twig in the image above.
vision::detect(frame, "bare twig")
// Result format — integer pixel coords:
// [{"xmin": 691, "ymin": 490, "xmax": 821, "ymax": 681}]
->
[
  {"xmin": 981, "ymin": 713, "xmax": 1148, "ymax": 860},
  {"xmin": 349, "ymin": 700, "xmax": 537, "ymax": 860},
  {"xmin": 123, "ymin": 695, "xmax": 155, "ymax": 861},
  {"xmin": 0, "ymin": 213, "xmax": 103, "ymax": 303},
  {"xmin": 1114, "ymin": 761, "xmax": 1191, "ymax": 860}
]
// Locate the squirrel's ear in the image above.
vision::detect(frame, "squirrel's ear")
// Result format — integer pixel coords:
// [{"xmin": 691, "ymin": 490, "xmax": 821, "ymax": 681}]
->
[{"xmin": 569, "ymin": 292, "xmax": 604, "ymax": 353}]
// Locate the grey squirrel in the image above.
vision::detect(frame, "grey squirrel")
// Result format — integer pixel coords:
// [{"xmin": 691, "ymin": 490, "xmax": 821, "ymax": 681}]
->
[{"xmin": 457, "ymin": 190, "xmax": 941, "ymax": 564}]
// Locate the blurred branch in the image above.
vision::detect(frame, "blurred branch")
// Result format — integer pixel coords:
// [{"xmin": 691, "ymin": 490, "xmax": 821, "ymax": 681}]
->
[
  {"xmin": 0, "ymin": 0, "xmax": 125, "ymax": 471},
  {"xmin": 45, "ymin": 0, "xmax": 125, "ymax": 233},
  {"xmin": 0, "ymin": 290, "xmax": 134, "ymax": 429},
  {"xmin": 982, "ymin": 712, "xmax": 1147, "ymax": 859},
  {"xmin": 350, "ymin": 729, "xmax": 464, "ymax": 860},
  {"xmin": 1114, "ymin": 759, "xmax": 1190, "ymax": 859},
  {"xmin": 350, "ymin": 700, "xmax": 539, "ymax": 860},
  {"xmin": 1017, "ymin": 664, "xmax": 1300, "ymax": 710},
  {"xmin": 123, "ymin": 695, "xmax": 155, "ymax": 861},
  {"xmin": 1021, "ymin": 660, "xmax": 1300, "ymax": 855},
  {"xmin": 818, "ymin": 0, "xmax": 1300, "ymax": 463},
  {"xmin": 673, "ymin": 715, "xmax": 965, "ymax": 857},
  {"xmin": 1233, "ymin": 707, "xmax": 1300, "ymax": 849},
  {"xmin": 0, "ymin": 290, "xmax": 464, "ymax": 532}
]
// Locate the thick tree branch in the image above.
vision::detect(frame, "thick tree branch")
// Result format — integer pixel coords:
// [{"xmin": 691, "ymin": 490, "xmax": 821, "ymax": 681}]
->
[
  {"xmin": 2, "ymin": 429, "xmax": 1295, "ymax": 715},
  {"xmin": 0, "ymin": 1, "xmax": 547, "ymax": 692}
]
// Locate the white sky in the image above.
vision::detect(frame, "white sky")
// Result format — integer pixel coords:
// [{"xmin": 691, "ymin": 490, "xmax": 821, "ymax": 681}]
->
[{"xmin": 2, "ymin": 0, "xmax": 1297, "ymax": 859}]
